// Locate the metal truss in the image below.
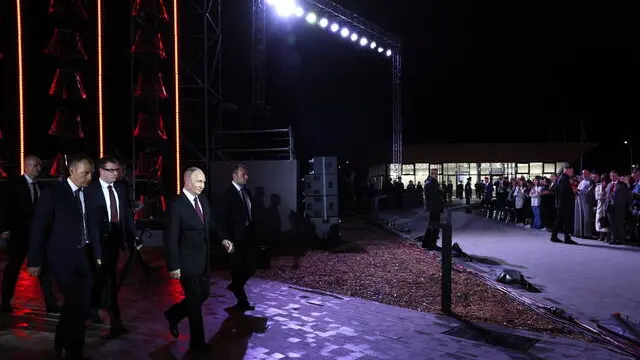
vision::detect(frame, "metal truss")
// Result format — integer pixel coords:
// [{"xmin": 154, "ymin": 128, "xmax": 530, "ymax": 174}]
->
[
  {"xmin": 252, "ymin": 0, "xmax": 402, "ymax": 163},
  {"xmin": 251, "ymin": 0, "xmax": 266, "ymax": 106},
  {"xmin": 180, "ymin": 0, "xmax": 223, "ymax": 166},
  {"xmin": 392, "ymin": 52, "xmax": 402, "ymax": 165}
]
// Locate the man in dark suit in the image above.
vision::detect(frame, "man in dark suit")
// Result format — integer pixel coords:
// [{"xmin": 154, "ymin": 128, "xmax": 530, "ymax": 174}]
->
[
  {"xmin": 85, "ymin": 156, "xmax": 136, "ymax": 338},
  {"xmin": 0, "ymin": 155, "xmax": 59, "ymax": 314},
  {"xmin": 164, "ymin": 167, "xmax": 229, "ymax": 352},
  {"xmin": 605, "ymin": 170, "xmax": 632, "ymax": 245},
  {"xmin": 217, "ymin": 164, "xmax": 257, "ymax": 311},
  {"xmin": 28, "ymin": 154, "xmax": 101, "ymax": 360},
  {"xmin": 550, "ymin": 166, "xmax": 578, "ymax": 245},
  {"xmin": 422, "ymin": 168, "xmax": 444, "ymax": 250}
]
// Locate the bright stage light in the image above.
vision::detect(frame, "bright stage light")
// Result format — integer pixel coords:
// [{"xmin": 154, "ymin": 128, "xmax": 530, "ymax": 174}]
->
[
  {"xmin": 274, "ymin": 0, "xmax": 298, "ymax": 17},
  {"xmin": 350, "ymin": 33, "xmax": 357, "ymax": 41},
  {"xmin": 370, "ymin": 41, "xmax": 377, "ymax": 49},
  {"xmin": 340, "ymin": 27, "xmax": 349, "ymax": 37},
  {"xmin": 294, "ymin": 6, "xmax": 304, "ymax": 17},
  {"xmin": 330, "ymin": 23, "xmax": 339, "ymax": 32},
  {"xmin": 305, "ymin": 12, "xmax": 317, "ymax": 24},
  {"xmin": 359, "ymin": 37, "xmax": 368, "ymax": 46},
  {"xmin": 319, "ymin": 18, "xmax": 328, "ymax": 28},
  {"xmin": 385, "ymin": 49, "xmax": 392, "ymax": 56},
  {"xmin": 377, "ymin": 47, "xmax": 383, "ymax": 53}
]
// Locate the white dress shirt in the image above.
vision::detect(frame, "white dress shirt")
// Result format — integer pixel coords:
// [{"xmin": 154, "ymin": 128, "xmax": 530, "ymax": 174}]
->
[
  {"xmin": 67, "ymin": 178, "xmax": 86, "ymax": 213},
  {"xmin": 99, "ymin": 179, "xmax": 120, "ymax": 221},
  {"xmin": 183, "ymin": 188, "xmax": 198, "ymax": 209},
  {"xmin": 24, "ymin": 174, "xmax": 39, "ymax": 202}
]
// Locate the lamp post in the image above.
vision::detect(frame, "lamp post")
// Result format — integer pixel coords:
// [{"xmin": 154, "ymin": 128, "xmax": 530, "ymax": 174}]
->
[{"xmin": 624, "ymin": 141, "xmax": 633, "ymax": 171}]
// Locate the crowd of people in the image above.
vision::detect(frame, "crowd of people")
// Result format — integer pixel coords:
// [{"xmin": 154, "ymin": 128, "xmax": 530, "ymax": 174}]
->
[
  {"xmin": 371, "ymin": 165, "xmax": 639, "ymax": 246},
  {"xmin": 478, "ymin": 167, "xmax": 638, "ymax": 245}
]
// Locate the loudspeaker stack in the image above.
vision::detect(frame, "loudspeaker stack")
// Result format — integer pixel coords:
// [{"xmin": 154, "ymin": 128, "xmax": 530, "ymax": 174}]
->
[{"xmin": 303, "ymin": 157, "xmax": 340, "ymax": 241}]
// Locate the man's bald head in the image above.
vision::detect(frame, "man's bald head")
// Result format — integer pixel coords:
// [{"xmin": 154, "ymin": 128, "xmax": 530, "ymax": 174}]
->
[{"xmin": 24, "ymin": 155, "xmax": 42, "ymax": 179}]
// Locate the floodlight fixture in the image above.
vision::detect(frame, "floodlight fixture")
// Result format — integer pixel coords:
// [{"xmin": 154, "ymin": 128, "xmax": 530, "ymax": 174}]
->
[
  {"xmin": 294, "ymin": 6, "xmax": 304, "ymax": 17},
  {"xmin": 370, "ymin": 41, "xmax": 376, "ymax": 49},
  {"xmin": 359, "ymin": 37, "xmax": 368, "ymax": 46},
  {"xmin": 305, "ymin": 12, "xmax": 317, "ymax": 23},
  {"xmin": 319, "ymin": 18, "xmax": 328, "ymax": 27},
  {"xmin": 330, "ymin": 23, "xmax": 339, "ymax": 32},
  {"xmin": 340, "ymin": 27, "xmax": 349, "ymax": 37},
  {"xmin": 350, "ymin": 33, "xmax": 358, "ymax": 41},
  {"xmin": 385, "ymin": 49, "xmax": 392, "ymax": 56},
  {"xmin": 274, "ymin": 0, "xmax": 298, "ymax": 17}
]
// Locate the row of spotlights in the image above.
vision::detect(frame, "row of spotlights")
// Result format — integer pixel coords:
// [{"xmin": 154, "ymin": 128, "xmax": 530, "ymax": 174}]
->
[
  {"xmin": 266, "ymin": 0, "xmax": 393, "ymax": 57},
  {"xmin": 305, "ymin": 12, "xmax": 392, "ymax": 56}
]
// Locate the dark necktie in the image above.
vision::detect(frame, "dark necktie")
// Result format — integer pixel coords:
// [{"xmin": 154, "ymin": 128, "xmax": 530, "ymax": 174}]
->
[
  {"xmin": 239, "ymin": 188, "xmax": 251, "ymax": 221},
  {"xmin": 107, "ymin": 185, "xmax": 119, "ymax": 222},
  {"xmin": 194, "ymin": 197, "xmax": 204, "ymax": 223},
  {"xmin": 31, "ymin": 181, "xmax": 39, "ymax": 207},
  {"xmin": 75, "ymin": 188, "xmax": 89, "ymax": 246}
]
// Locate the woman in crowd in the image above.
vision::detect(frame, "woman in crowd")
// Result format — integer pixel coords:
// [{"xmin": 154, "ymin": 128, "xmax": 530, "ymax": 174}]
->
[
  {"xmin": 595, "ymin": 173, "xmax": 609, "ymax": 241},
  {"xmin": 529, "ymin": 177, "xmax": 543, "ymax": 229}
]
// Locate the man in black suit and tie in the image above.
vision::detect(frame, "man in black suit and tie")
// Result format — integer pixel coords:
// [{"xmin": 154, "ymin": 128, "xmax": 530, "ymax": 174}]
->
[
  {"xmin": 86, "ymin": 156, "xmax": 136, "ymax": 338},
  {"xmin": 0, "ymin": 155, "xmax": 59, "ymax": 314},
  {"xmin": 217, "ymin": 164, "xmax": 257, "ymax": 311},
  {"xmin": 550, "ymin": 166, "xmax": 578, "ymax": 245},
  {"xmin": 28, "ymin": 154, "xmax": 102, "ymax": 360},
  {"xmin": 164, "ymin": 167, "xmax": 230, "ymax": 352}
]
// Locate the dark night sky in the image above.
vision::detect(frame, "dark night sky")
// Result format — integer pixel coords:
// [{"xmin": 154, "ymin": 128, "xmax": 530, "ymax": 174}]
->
[{"xmin": 0, "ymin": 1, "xmax": 638, "ymax": 170}]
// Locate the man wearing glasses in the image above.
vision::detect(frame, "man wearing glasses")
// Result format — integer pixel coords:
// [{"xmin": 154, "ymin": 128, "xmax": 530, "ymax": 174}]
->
[{"xmin": 86, "ymin": 156, "xmax": 137, "ymax": 338}]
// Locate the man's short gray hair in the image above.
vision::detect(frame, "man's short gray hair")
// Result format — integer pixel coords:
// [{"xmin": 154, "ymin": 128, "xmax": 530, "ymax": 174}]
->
[{"xmin": 184, "ymin": 167, "xmax": 203, "ymax": 181}]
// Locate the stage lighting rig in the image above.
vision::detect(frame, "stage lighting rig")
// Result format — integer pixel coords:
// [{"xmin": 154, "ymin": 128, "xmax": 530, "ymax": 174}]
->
[{"xmin": 265, "ymin": 0, "xmax": 398, "ymax": 57}]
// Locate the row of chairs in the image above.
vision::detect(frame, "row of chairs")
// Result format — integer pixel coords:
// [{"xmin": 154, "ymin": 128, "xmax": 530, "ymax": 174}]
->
[{"xmin": 480, "ymin": 199, "xmax": 518, "ymax": 224}]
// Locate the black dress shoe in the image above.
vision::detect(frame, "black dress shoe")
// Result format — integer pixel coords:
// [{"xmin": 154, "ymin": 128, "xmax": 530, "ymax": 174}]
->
[
  {"xmin": 105, "ymin": 324, "xmax": 130, "ymax": 339},
  {"xmin": 189, "ymin": 342, "xmax": 213, "ymax": 353},
  {"xmin": 564, "ymin": 238, "xmax": 577, "ymax": 245},
  {"xmin": 237, "ymin": 301, "xmax": 255, "ymax": 311},
  {"xmin": 550, "ymin": 237, "xmax": 562, "ymax": 243},
  {"xmin": 164, "ymin": 311, "xmax": 179, "ymax": 338},
  {"xmin": 55, "ymin": 348, "xmax": 69, "ymax": 359},
  {"xmin": 47, "ymin": 305, "xmax": 62, "ymax": 314}
]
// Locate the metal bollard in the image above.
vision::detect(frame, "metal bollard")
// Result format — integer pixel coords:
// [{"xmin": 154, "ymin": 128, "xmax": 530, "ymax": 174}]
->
[{"xmin": 441, "ymin": 209, "xmax": 453, "ymax": 314}]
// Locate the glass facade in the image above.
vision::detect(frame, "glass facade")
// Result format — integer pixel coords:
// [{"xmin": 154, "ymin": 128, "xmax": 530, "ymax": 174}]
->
[{"xmin": 378, "ymin": 162, "xmax": 558, "ymax": 188}]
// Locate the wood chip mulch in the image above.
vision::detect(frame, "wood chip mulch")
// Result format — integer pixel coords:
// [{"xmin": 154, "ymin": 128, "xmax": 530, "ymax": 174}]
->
[{"xmin": 256, "ymin": 219, "xmax": 591, "ymax": 341}]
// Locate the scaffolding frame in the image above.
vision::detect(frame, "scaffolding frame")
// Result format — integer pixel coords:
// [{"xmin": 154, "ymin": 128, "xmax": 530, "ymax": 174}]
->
[
  {"xmin": 179, "ymin": 0, "xmax": 223, "ymax": 168},
  {"xmin": 251, "ymin": 0, "xmax": 402, "ymax": 164}
]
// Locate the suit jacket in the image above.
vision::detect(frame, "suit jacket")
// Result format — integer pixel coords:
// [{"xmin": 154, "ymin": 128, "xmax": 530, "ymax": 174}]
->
[
  {"xmin": 164, "ymin": 193, "xmax": 214, "ymax": 276},
  {"xmin": 554, "ymin": 173, "xmax": 574, "ymax": 208},
  {"xmin": 85, "ymin": 181, "xmax": 136, "ymax": 248},
  {"xmin": 424, "ymin": 177, "xmax": 444, "ymax": 213},
  {"xmin": 605, "ymin": 181, "xmax": 631, "ymax": 213},
  {"xmin": 0, "ymin": 175, "xmax": 39, "ymax": 238},
  {"xmin": 28, "ymin": 181, "xmax": 102, "ymax": 268},
  {"xmin": 216, "ymin": 184, "xmax": 255, "ymax": 246}
]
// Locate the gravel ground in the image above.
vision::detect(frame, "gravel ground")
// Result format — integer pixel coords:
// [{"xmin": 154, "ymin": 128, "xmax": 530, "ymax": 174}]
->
[{"xmin": 256, "ymin": 219, "xmax": 591, "ymax": 341}]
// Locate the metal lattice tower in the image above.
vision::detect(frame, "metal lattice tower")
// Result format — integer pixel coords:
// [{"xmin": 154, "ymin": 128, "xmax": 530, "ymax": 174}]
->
[
  {"xmin": 251, "ymin": 0, "xmax": 402, "ymax": 164},
  {"xmin": 392, "ymin": 51, "xmax": 402, "ymax": 165},
  {"xmin": 180, "ymin": 0, "xmax": 223, "ymax": 166},
  {"xmin": 251, "ymin": 0, "xmax": 266, "ymax": 106}
]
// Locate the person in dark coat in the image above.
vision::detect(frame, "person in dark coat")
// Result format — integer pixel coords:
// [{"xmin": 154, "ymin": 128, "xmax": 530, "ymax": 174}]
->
[
  {"xmin": 423, "ymin": 168, "xmax": 445, "ymax": 250},
  {"xmin": 550, "ymin": 166, "xmax": 577, "ymax": 245}
]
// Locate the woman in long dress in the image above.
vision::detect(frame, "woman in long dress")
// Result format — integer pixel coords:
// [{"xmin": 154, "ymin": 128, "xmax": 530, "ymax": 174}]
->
[
  {"xmin": 595, "ymin": 174, "xmax": 609, "ymax": 241},
  {"xmin": 574, "ymin": 173, "xmax": 595, "ymax": 238}
]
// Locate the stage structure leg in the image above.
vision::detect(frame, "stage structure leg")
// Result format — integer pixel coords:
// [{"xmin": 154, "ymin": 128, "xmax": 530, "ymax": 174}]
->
[
  {"xmin": 252, "ymin": 0, "xmax": 402, "ymax": 165},
  {"xmin": 179, "ymin": 0, "xmax": 222, "ymax": 170},
  {"xmin": 392, "ymin": 51, "xmax": 402, "ymax": 170},
  {"xmin": 251, "ymin": 0, "xmax": 266, "ymax": 107}
]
